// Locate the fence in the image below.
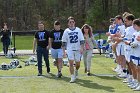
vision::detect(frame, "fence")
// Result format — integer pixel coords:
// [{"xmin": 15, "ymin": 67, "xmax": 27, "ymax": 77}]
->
[{"xmin": 0, "ymin": 30, "xmax": 108, "ymax": 56}]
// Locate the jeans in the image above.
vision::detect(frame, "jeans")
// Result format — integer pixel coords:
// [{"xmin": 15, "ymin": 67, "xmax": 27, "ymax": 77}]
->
[
  {"xmin": 83, "ymin": 49, "xmax": 93, "ymax": 71},
  {"xmin": 36, "ymin": 46, "xmax": 50, "ymax": 74},
  {"xmin": 2, "ymin": 38, "xmax": 10, "ymax": 55}
]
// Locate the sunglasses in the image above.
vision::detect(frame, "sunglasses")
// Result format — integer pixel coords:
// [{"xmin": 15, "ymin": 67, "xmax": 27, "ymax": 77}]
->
[{"xmin": 69, "ymin": 21, "xmax": 75, "ymax": 23}]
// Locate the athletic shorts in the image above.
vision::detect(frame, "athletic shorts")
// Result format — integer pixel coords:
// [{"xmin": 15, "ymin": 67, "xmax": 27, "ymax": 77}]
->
[
  {"xmin": 67, "ymin": 50, "xmax": 82, "ymax": 62},
  {"xmin": 51, "ymin": 48, "xmax": 63, "ymax": 59},
  {"xmin": 124, "ymin": 45, "xmax": 131, "ymax": 62},
  {"xmin": 116, "ymin": 44, "xmax": 125, "ymax": 56}
]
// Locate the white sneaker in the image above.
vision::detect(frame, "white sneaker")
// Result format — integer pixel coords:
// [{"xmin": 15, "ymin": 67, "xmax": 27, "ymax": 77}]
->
[
  {"xmin": 133, "ymin": 85, "xmax": 140, "ymax": 91},
  {"xmin": 131, "ymin": 83, "xmax": 139, "ymax": 89},
  {"xmin": 123, "ymin": 78, "xmax": 132, "ymax": 83},
  {"xmin": 74, "ymin": 70, "xmax": 78, "ymax": 79},
  {"xmin": 118, "ymin": 72, "xmax": 127, "ymax": 78},
  {"xmin": 70, "ymin": 75, "xmax": 76, "ymax": 83}
]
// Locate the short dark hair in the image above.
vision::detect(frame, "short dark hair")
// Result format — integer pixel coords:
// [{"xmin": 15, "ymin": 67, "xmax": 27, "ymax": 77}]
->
[
  {"xmin": 67, "ymin": 16, "xmax": 75, "ymax": 22},
  {"xmin": 110, "ymin": 18, "xmax": 115, "ymax": 23},
  {"xmin": 54, "ymin": 21, "xmax": 60, "ymax": 25},
  {"xmin": 125, "ymin": 14, "xmax": 135, "ymax": 21},
  {"xmin": 115, "ymin": 15, "xmax": 124, "ymax": 23},
  {"xmin": 133, "ymin": 19, "xmax": 140, "ymax": 26}
]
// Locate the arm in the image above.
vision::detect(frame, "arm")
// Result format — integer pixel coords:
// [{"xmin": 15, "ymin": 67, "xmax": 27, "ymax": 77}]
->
[
  {"xmin": 33, "ymin": 38, "xmax": 37, "ymax": 54},
  {"xmin": 80, "ymin": 40, "xmax": 85, "ymax": 54},
  {"xmin": 47, "ymin": 38, "xmax": 51, "ymax": 50},
  {"xmin": 62, "ymin": 42, "xmax": 67, "ymax": 57}
]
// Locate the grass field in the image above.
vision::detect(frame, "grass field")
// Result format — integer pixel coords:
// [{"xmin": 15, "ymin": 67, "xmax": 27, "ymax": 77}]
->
[{"xmin": 0, "ymin": 54, "xmax": 138, "ymax": 93}]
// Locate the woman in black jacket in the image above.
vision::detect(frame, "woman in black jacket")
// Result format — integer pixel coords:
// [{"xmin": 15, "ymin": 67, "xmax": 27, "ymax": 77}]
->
[{"xmin": 0, "ymin": 23, "xmax": 10, "ymax": 56}]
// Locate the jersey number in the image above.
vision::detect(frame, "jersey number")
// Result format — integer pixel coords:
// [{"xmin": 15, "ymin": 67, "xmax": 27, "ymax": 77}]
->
[{"xmin": 69, "ymin": 35, "xmax": 78, "ymax": 43}]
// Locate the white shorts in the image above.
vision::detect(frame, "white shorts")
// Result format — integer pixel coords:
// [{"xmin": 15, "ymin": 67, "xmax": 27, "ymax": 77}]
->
[
  {"xmin": 131, "ymin": 55, "xmax": 140, "ymax": 66},
  {"xmin": 116, "ymin": 44, "xmax": 125, "ymax": 56},
  {"xmin": 124, "ymin": 45, "xmax": 131, "ymax": 62},
  {"xmin": 67, "ymin": 50, "xmax": 82, "ymax": 62}
]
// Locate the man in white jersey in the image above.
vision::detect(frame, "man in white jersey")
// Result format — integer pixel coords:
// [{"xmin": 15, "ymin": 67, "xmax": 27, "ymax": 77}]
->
[
  {"xmin": 122, "ymin": 14, "xmax": 136, "ymax": 84},
  {"xmin": 130, "ymin": 19, "xmax": 140, "ymax": 90},
  {"xmin": 62, "ymin": 16, "xmax": 85, "ymax": 83},
  {"xmin": 113, "ymin": 15, "xmax": 126, "ymax": 77}
]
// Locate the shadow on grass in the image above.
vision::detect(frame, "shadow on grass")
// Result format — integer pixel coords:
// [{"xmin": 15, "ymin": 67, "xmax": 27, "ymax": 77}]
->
[
  {"xmin": 92, "ymin": 74, "xmax": 121, "ymax": 80},
  {"xmin": 42, "ymin": 73, "xmax": 115, "ymax": 92},
  {"xmin": 76, "ymin": 78, "xmax": 115, "ymax": 92}
]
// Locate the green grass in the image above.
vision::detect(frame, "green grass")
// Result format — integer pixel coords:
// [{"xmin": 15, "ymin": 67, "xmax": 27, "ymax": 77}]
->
[{"xmin": 0, "ymin": 55, "xmax": 137, "ymax": 93}]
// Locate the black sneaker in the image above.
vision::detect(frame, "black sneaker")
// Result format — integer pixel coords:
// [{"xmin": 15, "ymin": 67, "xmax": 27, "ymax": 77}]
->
[
  {"xmin": 56, "ymin": 72, "xmax": 62, "ymax": 78},
  {"xmin": 37, "ymin": 73, "xmax": 42, "ymax": 76},
  {"xmin": 47, "ymin": 67, "xmax": 50, "ymax": 73},
  {"xmin": 87, "ymin": 72, "xmax": 91, "ymax": 76}
]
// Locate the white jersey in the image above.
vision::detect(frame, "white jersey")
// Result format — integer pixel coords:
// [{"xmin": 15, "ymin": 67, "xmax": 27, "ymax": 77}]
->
[
  {"xmin": 62, "ymin": 27, "xmax": 84, "ymax": 51},
  {"xmin": 124, "ymin": 26, "xmax": 137, "ymax": 41},
  {"xmin": 131, "ymin": 31, "xmax": 140, "ymax": 56},
  {"xmin": 131, "ymin": 31, "xmax": 140, "ymax": 65},
  {"xmin": 124, "ymin": 26, "xmax": 137, "ymax": 61},
  {"xmin": 117, "ymin": 24, "xmax": 125, "ymax": 45}
]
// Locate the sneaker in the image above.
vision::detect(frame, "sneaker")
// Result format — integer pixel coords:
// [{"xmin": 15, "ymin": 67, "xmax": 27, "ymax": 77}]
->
[
  {"xmin": 56, "ymin": 72, "xmax": 62, "ymax": 78},
  {"xmin": 118, "ymin": 72, "xmax": 127, "ymax": 78},
  {"xmin": 70, "ymin": 75, "xmax": 76, "ymax": 83},
  {"xmin": 123, "ymin": 78, "xmax": 132, "ymax": 83},
  {"xmin": 47, "ymin": 67, "xmax": 50, "ymax": 73},
  {"xmin": 87, "ymin": 72, "xmax": 91, "ymax": 76},
  {"xmin": 133, "ymin": 85, "xmax": 140, "ymax": 91},
  {"xmin": 37, "ymin": 73, "xmax": 42, "ymax": 76},
  {"xmin": 74, "ymin": 70, "xmax": 78, "ymax": 79},
  {"xmin": 131, "ymin": 83, "xmax": 139, "ymax": 89}
]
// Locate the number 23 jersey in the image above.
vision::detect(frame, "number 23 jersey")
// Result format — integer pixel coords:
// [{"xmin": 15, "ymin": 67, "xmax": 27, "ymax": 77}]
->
[{"xmin": 62, "ymin": 27, "xmax": 84, "ymax": 50}]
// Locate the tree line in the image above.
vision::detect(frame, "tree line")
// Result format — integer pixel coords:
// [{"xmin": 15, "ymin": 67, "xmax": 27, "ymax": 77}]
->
[{"xmin": 0, "ymin": 0, "xmax": 140, "ymax": 31}]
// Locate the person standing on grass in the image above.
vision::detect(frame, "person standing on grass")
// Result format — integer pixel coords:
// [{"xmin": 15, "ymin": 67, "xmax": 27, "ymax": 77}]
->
[
  {"xmin": 81, "ymin": 24, "xmax": 97, "ymax": 76},
  {"xmin": 0, "ymin": 23, "xmax": 10, "ymax": 56},
  {"xmin": 33, "ymin": 21, "xmax": 50, "ymax": 76},
  {"xmin": 62, "ymin": 16, "xmax": 85, "ymax": 83},
  {"xmin": 128, "ymin": 19, "xmax": 140, "ymax": 91},
  {"xmin": 50, "ymin": 21, "xmax": 64, "ymax": 78}
]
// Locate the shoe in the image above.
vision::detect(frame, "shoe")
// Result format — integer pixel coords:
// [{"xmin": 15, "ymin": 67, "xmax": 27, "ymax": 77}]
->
[
  {"xmin": 133, "ymin": 85, "xmax": 140, "ymax": 91},
  {"xmin": 70, "ymin": 75, "xmax": 76, "ymax": 83},
  {"xmin": 37, "ymin": 73, "xmax": 42, "ymax": 76},
  {"xmin": 87, "ymin": 72, "xmax": 91, "ymax": 76},
  {"xmin": 131, "ymin": 83, "xmax": 139, "ymax": 89},
  {"xmin": 118, "ymin": 72, "xmax": 127, "ymax": 78},
  {"xmin": 56, "ymin": 72, "xmax": 62, "ymax": 78},
  {"xmin": 74, "ymin": 70, "xmax": 78, "ymax": 79},
  {"xmin": 123, "ymin": 78, "xmax": 132, "ymax": 83},
  {"xmin": 47, "ymin": 67, "xmax": 50, "ymax": 73}
]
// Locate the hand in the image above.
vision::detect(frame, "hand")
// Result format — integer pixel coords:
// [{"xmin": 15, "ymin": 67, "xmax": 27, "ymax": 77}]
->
[
  {"xmin": 130, "ymin": 42, "xmax": 138, "ymax": 48},
  {"xmin": 115, "ymin": 32, "xmax": 121, "ymax": 37},
  {"xmin": 136, "ymin": 36, "xmax": 140, "ymax": 41},
  {"xmin": 63, "ymin": 51, "xmax": 67, "ymax": 58},
  {"xmin": 106, "ymin": 32, "xmax": 110, "ymax": 36},
  {"xmin": 80, "ymin": 48, "xmax": 84, "ymax": 54},
  {"xmin": 46, "ymin": 46, "xmax": 50, "ymax": 50},
  {"xmin": 33, "ymin": 49, "xmax": 36, "ymax": 54},
  {"xmin": 124, "ymin": 41, "xmax": 130, "ymax": 45}
]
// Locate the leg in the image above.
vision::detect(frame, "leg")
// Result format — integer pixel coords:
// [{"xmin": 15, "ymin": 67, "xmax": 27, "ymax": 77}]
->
[
  {"xmin": 37, "ymin": 46, "xmax": 43, "ymax": 75},
  {"xmin": 86, "ymin": 50, "xmax": 92, "ymax": 75},
  {"xmin": 43, "ymin": 48, "xmax": 50, "ymax": 73},
  {"xmin": 83, "ymin": 51, "xmax": 87, "ymax": 73}
]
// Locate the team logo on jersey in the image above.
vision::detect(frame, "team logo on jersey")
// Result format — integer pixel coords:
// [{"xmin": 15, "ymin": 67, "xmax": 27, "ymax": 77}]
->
[
  {"xmin": 38, "ymin": 32, "xmax": 45, "ymax": 41},
  {"xmin": 68, "ymin": 32, "xmax": 78, "ymax": 43},
  {"xmin": 54, "ymin": 32, "xmax": 61, "ymax": 42}
]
